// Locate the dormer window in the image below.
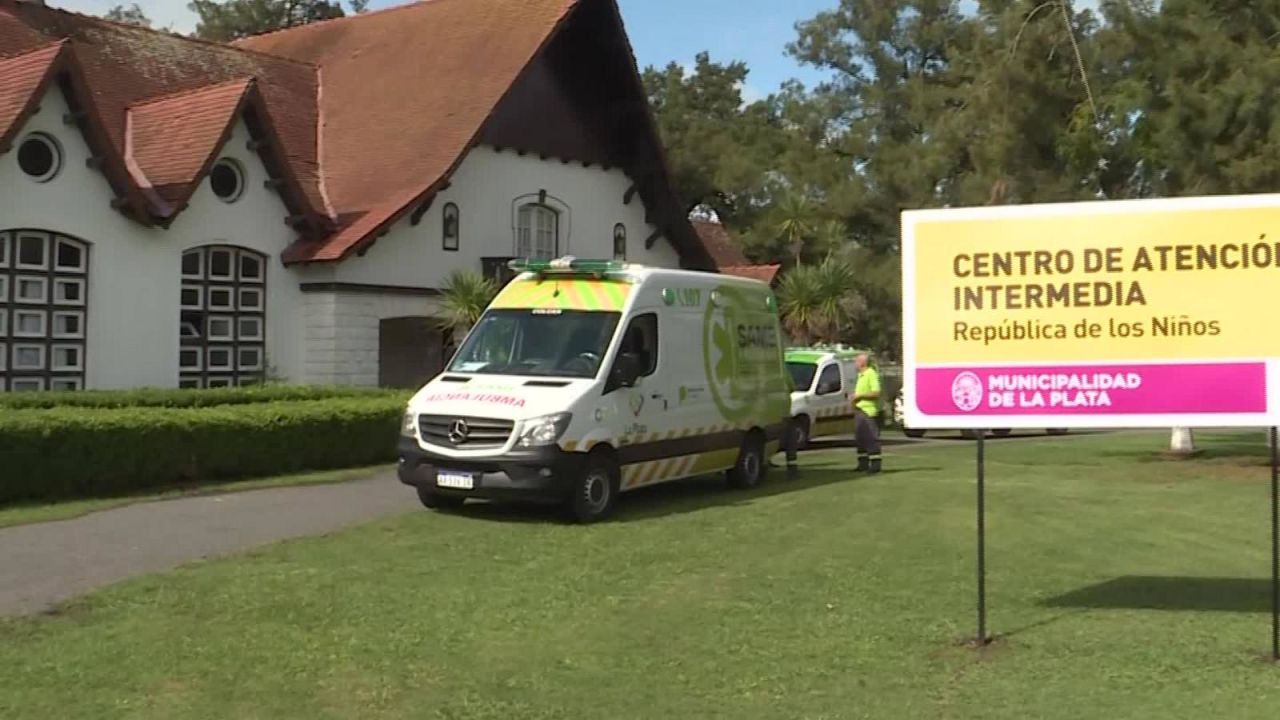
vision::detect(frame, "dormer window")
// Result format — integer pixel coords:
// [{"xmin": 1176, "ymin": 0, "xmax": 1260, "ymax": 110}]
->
[
  {"xmin": 442, "ymin": 202, "xmax": 460, "ymax": 251},
  {"xmin": 209, "ymin": 159, "xmax": 245, "ymax": 203},
  {"xmin": 17, "ymin": 133, "xmax": 62, "ymax": 183}
]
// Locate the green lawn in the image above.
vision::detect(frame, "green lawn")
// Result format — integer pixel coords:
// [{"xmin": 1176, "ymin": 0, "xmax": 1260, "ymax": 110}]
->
[
  {"xmin": 0, "ymin": 465, "xmax": 389, "ymax": 530},
  {"xmin": 2, "ymin": 431, "xmax": 1279, "ymax": 719}
]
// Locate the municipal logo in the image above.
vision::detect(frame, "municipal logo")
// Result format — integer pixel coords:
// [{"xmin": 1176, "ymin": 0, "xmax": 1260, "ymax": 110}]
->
[{"xmin": 951, "ymin": 372, "xmax": 984, "ymax": 412}]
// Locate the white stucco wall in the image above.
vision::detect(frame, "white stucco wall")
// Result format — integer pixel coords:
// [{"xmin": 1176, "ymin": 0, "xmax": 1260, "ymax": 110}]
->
[
  {"xmin": 329, "ymin": 146, "xmax": 682, "ymax": 289},
  {"xmin": 296, "ymin": 146, "xmax": 683, "ymax": 386},
  {"xmin": 0, "ymin": 85, "xmax": 307, "ymax": 389}
]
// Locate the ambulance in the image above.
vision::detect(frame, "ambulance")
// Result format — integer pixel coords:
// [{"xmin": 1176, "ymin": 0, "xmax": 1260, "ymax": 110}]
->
[
  {"xmin": 784, "ymin": 346, "xmax": 862, "ymax": 449},
  {"xmin": 396, "ymin": 258, "xmax": 792, "ymax": 523}
]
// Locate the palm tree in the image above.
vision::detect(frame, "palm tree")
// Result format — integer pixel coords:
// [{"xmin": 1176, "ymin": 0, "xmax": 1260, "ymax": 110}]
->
[
  {"xmin": 438, "ymin": 270, "xmax": 498, "ymax": 345},
  {"xmin": 776, "ymin": 256, "xmax": 866, "ymax": 345},
  {"xmin": 774, "ymin": 193, "xmax": 818, "ymax": 265},
  {"xmin": 814, "ymin": 219, "xmax": 849, "ymax": 258}
]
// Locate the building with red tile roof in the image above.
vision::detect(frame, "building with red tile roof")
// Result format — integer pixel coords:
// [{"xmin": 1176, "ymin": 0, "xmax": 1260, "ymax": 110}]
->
[
  {"xmin": 691, "ymin": 218, "xmax": 783, "ymax": 286},
  {"xmin": 0, "ymin": 0, "xmax": 719, "ymax": 391}
]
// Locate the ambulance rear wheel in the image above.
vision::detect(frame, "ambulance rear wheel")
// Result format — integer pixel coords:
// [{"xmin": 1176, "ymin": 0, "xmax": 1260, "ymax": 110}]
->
[
  {"xmin": 567, "ymin": 452, "xmax": 620, "ymax": 524},
  {"xmin": 728, "ymin": 432, "xmax": 768, "ymax": 490}
]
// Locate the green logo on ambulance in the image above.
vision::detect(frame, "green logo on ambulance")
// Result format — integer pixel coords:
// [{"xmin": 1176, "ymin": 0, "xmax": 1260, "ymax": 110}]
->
[{"xmin": 702, "ymin": 285, "xmax": 781, "ymax": 424}]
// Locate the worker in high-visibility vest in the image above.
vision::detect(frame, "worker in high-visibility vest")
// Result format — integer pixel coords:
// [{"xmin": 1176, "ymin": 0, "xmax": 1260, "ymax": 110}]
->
[{"xmin": 852, "ymin": 353, "xmax": 882, "ymax": 474}]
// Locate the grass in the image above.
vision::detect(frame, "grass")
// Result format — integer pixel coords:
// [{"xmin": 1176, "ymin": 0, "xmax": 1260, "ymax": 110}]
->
[
  {"xmin": 0, "ymin": 465, "xmax": 389, "ymax": 530},
  {"xmin": 2, "ymin": 431, "xmax": 1279, "ymax": 718}
]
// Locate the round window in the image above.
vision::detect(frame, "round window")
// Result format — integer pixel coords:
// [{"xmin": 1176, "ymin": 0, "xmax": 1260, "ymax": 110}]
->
[
  {"xmin": 209, "ymin": 159, "xmax": 244, "ymax": 203},
  {"xmin": 17, "ymin": 133, "xmax": 62, "ymax": 182}
]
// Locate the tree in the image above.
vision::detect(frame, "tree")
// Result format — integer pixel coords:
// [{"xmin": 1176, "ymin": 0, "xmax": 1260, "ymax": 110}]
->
[
  {"xmin": 1099, "ymin": 0, "xmax": 1280, "ymax": 198},
  {"xmin": 642, "ymin": 53, "xmax": 785, "ymax": 228},
  {"xmin": 774, "ymin": 193, "xmax": 818, "ymax": 266},
  {"xmin": 438, "ymin": 270, "xmax": 498, "ymax": 345},
  {"xmin": 189, "ymin": 0, "xmax": 367, "ymax": 41},
  {"xmin": 776, "ymin": 257, "xmax": 867, "ymax": 345},
  {"xmin": 105, "ymin": 3, "xmax": 152, "ymax": 27}
]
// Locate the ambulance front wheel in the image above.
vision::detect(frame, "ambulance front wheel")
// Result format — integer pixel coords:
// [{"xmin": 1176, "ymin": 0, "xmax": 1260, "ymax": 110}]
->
[
  {"xmin": 567, "ymin": 452, "xmax": 620, "ymax": 524},
  {"xmin": 728, "ymin": 431, "xmax": 768, "ymax": 490}
]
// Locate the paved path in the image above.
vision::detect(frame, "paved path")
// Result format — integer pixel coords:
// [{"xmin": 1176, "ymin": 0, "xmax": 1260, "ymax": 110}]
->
[{"xmin": 0, "ymin": 471, "xmax": 410, "ymax": 617}]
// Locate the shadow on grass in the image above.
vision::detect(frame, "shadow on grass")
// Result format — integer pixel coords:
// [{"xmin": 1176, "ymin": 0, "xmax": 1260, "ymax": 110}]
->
[
  {"xmin": 1042, "ymin": 576, "xmax": 1274, "ymax": 613},
  {"xmin": 446, "ymin": 464, "xmax": 939, "ymax": 525}
]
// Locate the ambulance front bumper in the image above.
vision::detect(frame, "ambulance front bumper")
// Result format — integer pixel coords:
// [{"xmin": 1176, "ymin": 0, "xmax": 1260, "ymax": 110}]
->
[{"xmin": 396, "ymin": 437, "xmax": 584, "ymax": 504}]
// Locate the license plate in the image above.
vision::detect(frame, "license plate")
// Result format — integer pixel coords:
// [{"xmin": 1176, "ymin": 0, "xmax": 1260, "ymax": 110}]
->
[{"xmin": 436, "ymin": 471, "xmax": 474, "ymax": 490}]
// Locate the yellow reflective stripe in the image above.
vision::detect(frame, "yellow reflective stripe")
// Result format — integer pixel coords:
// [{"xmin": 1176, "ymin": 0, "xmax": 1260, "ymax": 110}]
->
[{"xmin": 490, "ymin": 279, "xmax": 632, "ymax": 311}]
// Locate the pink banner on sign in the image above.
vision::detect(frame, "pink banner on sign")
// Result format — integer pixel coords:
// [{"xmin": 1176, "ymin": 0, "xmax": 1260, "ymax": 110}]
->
[{"xmin": 916, "ymin": 363, "xmax": 1267, "ymax": 416}]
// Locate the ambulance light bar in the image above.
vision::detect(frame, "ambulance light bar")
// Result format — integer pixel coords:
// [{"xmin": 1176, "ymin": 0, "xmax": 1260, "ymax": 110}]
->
[{"xmin": 507, "ymin": 257, "xmax": 627, "ymax": 274}]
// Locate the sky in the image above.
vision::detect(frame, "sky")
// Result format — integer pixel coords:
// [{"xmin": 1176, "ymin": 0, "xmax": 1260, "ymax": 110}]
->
[{"xmin": 52, "ymin": 0, "xmax": 1100, "ymax": 100}]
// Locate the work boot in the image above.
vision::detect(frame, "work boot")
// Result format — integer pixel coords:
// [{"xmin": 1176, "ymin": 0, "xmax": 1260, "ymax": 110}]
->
[
  {"xmin": 856, "ymin": 455, "xmax": 869, "ymax": 473},
  {"xmin": 867, "ymin": 457, "xmax": 882, "ymax": 475}
]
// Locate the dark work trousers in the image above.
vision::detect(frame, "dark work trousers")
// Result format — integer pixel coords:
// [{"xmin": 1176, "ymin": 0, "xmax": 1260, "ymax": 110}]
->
[{"xmin": 854, "ymin": 409, "xmax": 882, "ymax": 472}]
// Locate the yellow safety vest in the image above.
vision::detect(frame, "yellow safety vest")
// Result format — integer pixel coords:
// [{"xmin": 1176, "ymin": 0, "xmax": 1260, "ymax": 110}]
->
[{"xmin": 855, "ymin": 367, "xmax": 881, "ymax": 417}]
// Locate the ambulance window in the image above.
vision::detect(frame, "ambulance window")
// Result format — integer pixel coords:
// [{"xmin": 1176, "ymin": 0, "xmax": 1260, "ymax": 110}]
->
[
  {"xmin": 786, "ymin": 362, "xmax": 817, "ymax": 391},
  {"xmin": 816, "ymin": 365, "xmax": 842, "ymax": 395},
  {"xmin": 620, "ymin": 313, "xmax": 658, "ymax": 377}
]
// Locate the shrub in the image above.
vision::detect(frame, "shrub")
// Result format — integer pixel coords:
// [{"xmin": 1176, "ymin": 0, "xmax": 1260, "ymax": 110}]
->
[
  {"xmin": 0, "ymin": 396, "xmax": 408, "ymax": 504},
  {"xmin": 0, "ymin": 385, "xmax": 408, "ymax": 411}
]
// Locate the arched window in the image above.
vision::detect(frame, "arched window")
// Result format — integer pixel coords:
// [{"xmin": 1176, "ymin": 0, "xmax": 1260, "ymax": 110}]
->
[
  {"xmin": 179, "ymin": 245, "xmax": 266, "ymax": 388},
  {"xmin": 0, "ymin": 230, "xmax": 89, "ymax": 392},
  {"xmin": 516, "ymin": 204, "xmax": 559, "ymax": 259},
  {"xmin": 613, "ymin": 223, "xmax": 627, "ymax": 260},
  {"xmin": 442, "ymin": 202, "xmax": 460, "ymax": 251}
]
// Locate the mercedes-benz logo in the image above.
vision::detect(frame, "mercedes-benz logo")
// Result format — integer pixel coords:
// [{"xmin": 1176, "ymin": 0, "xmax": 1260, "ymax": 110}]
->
[{"xmin": 447, "ymin": 419, "xmax": 470, "ymax": 445}]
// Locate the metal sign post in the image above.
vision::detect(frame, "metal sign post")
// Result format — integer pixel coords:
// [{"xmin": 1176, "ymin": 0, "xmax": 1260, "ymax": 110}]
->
[
  {"xmin": 977, "ymin": 431, "xmax": 988, "ymax": 646},
  {"xmin": 1271, "ymin": 427, "xmax": 1278, "ymax": 663}
]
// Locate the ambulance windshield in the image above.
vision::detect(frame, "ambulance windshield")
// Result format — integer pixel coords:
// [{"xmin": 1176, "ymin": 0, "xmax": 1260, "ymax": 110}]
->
[
  {"xmin": 786, "ymin": 362, "xmax": 818, "ymax": 392},
  {"xmin": 448, "ymin": 309, "xmax": 623, "ymax": 379}
]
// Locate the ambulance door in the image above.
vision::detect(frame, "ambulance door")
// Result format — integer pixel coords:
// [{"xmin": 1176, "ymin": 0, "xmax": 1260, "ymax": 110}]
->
[
  {"xmin": 810, "ymin": 361, "xmax": 851, "ymax": 438},
  {"xmin": 610, "ymin": 310, "xmax": 675, "ymax": 489}
]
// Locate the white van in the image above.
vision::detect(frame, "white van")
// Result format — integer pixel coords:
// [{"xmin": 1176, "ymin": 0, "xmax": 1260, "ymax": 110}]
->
[
  {"xmin": 397, "ymin": 258, "xmax": 792, "ymax": 523},
  {"xmin": 785, "ymin": 346, "xmax": 861, "ymax": 449}
]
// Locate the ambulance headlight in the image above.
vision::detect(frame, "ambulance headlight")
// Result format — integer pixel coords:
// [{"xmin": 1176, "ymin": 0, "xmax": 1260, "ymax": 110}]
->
[
  {"xmin": 517, "ymin": 413, "xmax": 572, "ymax": 447},
  {"xmin": 401, "ymin": 409, "xmax": 417, "ymax": 438}
]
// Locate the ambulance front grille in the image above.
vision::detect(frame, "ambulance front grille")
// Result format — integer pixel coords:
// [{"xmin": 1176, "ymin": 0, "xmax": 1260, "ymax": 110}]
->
[{"xmin": 418, "ymin": 415, "xmax": 515, "ymax": 450}]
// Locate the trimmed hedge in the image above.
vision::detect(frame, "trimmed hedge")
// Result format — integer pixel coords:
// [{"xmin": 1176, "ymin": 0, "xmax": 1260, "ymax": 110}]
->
[
  {"xmin": 0, "ymin": 396, "xmax": 408, "ymax": 504},
  {"xmin": 0, "ymin": 385, "xmax": 407, "ymax": 411}
]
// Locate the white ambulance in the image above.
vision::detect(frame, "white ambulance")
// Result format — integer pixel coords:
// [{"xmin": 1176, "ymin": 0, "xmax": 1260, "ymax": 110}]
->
[
  {"xmin": 397, "ymin": 258, "xmax": 792, "ymax": 523},
  {"xmin": 784, "ymin": 346, "xmax": 862, "ymax": 449}
]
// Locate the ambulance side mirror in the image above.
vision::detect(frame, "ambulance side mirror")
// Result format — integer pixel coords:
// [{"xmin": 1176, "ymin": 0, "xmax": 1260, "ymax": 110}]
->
[{"xmin": 606, "ymin": 353, "xmax": 643, "ymax": 393}]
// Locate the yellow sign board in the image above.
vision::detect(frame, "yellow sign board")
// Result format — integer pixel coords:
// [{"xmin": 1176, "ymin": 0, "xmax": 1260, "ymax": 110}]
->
[{"xmin": 901, "ymin": 194, "xmax": 1280, "ymax": 428}]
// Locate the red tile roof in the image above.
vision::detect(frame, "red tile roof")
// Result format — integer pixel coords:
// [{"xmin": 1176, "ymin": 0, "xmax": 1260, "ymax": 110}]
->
[
  {"xmin": 0, "ymin": 40, "xmax": 64, "ymax": 152},
  {"xmin": 127, "ymin": 79, "xmax": 254, "ymax": 209},
  {"xmin": 0, "ymin": 0, "xmax": 712, "ymax": 268},
  {"xmin": 691, "ymin": 219, "xmax": 750, "ymax": 267},
  {"xmin": 239, "ymin": 0, "xmax": 577, "ymax": 262},
  {"xmin": 721, "ymin": 264, "xmax": 781, "ymax": 285},
  {"xmin": 1, "ymin": 0, "xmax": 326, "ymax": 228}
]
